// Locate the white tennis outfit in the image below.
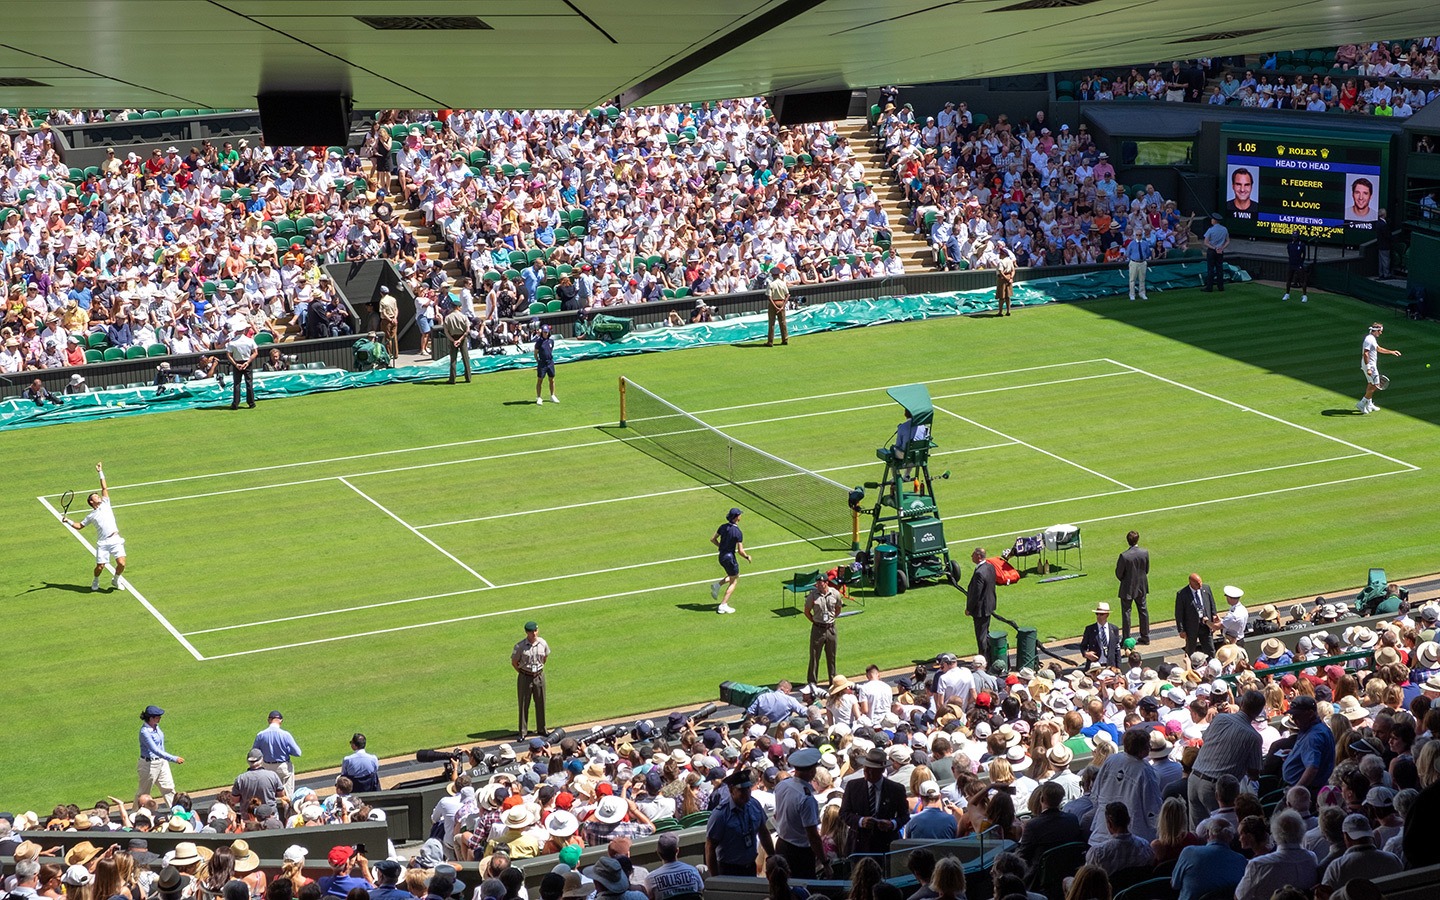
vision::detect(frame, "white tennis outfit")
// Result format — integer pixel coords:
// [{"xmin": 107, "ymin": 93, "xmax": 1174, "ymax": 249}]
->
[
  {"xmin": 1362, "ymin": 333, "xmax": 1381, "ymax": 385},
  {"xmin": 83, "ymin": 498, "xmax": 125, "ymax": 563}
]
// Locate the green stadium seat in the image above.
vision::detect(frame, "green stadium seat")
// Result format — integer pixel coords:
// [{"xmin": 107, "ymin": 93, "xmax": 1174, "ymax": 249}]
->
[
  {"xmin": 274, "ymin": 219, "xmax": 297, "ymax": 237},
  {"xmin": 103, "ymin": 347, "xmax": 125, "ymax": 361},
  {"xmin": 569, "ymin": 225, "xmax": 586, "ymax": 239},
  {"xmin": 147, "ymin": 344, "xmax": 168, "ymax": 357},
  {"xmin": 536, "ymin": 286, "xmax": 555, "ymax": 302},
  {"xmin": 140, "ymin": 110, "xmax": 161, "ymax": 119},
  {"xmin": 673, "ymin": 287, "xmax": 691, "ymax": 299},
  {"xmin": 482, "ymin": 271, "xmax": 501, "ymax": 283},
  {"xmin": 84, "ymin": 349, "xmax": 103, "ymax": 364},
  {"xmin": 545, "ymin": 300, "xmax": 562, "ymax": 313},
  {"xmin": 503, "ymin": 269, "xmax": 521, "ymax": 281},
  {"xmin": 87, "ymin": 333, "xmax": 109, "ymax": 349},
  {"xmin": 526, "ymin": 249, "xmax": 545, "ymax": 264},
  {"xmin": 179, "ymin": 109, "xmax": 200, "ymax": 117},
  {"xmin": 160, "ymin": 108, "xmax": 180, "ymax": 118},
  {"xmin": 528, "ymin": 302, "xmax": 547, "ymax": 315},
  {"xmin": 124, "ymin": 345, "xmax": 146, "ymax": 360},
  {"xmin": 68, "ymin": 167, "xmax": 84, "ymax": 182},
  {"xmin": 254, "ymin": 332, "xmax": 274, "ymax": 345}
]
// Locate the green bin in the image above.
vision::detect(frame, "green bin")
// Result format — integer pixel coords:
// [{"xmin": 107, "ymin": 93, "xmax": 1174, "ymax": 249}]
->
[
  {"xmin": 874, "ymin": 545, "xmax": 898, "ymax": 597},
  {"xmin": 987, "ymin": 630, "xmax": 1010, "ymax": 672},
  {"xmin": 1016, "ymin": 627, "xmax": 1038, "ymax": 672}
]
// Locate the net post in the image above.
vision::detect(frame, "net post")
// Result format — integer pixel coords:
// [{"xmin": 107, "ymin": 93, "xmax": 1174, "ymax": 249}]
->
[
  {"xmin": 619, "ymin": 377, "xmax": 627, "ymax": 427},
  {"xmin": 851, "ymin": 507, "xmax": 860, "ymax": 552}
]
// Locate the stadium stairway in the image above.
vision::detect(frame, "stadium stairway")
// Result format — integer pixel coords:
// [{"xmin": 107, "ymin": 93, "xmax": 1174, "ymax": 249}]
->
[
  {"xmin": 360, "ymin": 161, "xmax": 465, "ymax": 282},
  {"xmin": 834, "ymin": 118, "xmax": 931, "ymax": 271}
]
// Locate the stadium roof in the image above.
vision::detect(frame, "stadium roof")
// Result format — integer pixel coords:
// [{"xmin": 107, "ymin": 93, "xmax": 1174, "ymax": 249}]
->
[{"xmin": 0, "ymin": 0, "xmax": 1434, "ymax": 111}]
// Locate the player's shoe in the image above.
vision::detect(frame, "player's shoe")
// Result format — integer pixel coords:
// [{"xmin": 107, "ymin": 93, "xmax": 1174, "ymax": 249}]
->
[
  {"xmin": 550, "ymin": 394, "xmax": 559, "ymax": 403},
  {"xmin": 710, "ymin": 581, "xmax": 721, "ymax": 600},
  {"xmin": 1301, "ymin": 294, "xmax": 1308, "ymax": 303},
  {"xmin": 536, "ymin": 397, "xmax": 544, "ymax": 405},
  {"xmin": 1282, "ymin": 292, "xmax": 1290, "ymax": 301},
  {"xmin": 113, "ymin": 577, "xmax": 125, "ymax": 590},
  {"xmin": 1367, "ymin": 400, "xmax": 1380, "ymax": 411},
  {"xmin": 1356, "ymin": 399, "xmax": 1370, "ymax": 414},
  {"xmin": 720, "ymin": 604, "xmax": 736, "ymax": 614},
  {"xmin": 1140, "ymin": 293, "xmax": 1148, "ymax": 300},
  {"xmin": 91, "ymin": 579, "xmax": 100, "ymax": 592}
]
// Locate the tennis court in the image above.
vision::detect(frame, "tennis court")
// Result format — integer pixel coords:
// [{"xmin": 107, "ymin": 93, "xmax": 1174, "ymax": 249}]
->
[{"xmin": 41, "ymin": 355, "xmax": 1417, "ymax": 662}]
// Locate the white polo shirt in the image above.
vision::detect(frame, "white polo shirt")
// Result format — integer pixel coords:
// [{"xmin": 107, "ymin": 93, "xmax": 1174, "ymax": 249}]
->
[
  {"xmin": 83, "ymin": 499, "xmax": 120, "ymax": 541},
  {"xmin": 227, "ymin": 333, "xmax": 258, "ymax": 364}
]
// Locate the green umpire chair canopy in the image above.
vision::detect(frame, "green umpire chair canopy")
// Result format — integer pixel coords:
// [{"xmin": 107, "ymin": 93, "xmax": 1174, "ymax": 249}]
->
[{"xmin": 886, "ymin": 383, "xmax": 933, "ymax": 428}]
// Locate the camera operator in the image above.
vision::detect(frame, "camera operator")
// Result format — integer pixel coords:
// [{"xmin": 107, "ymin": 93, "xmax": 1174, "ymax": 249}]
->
[
  {"xmin": 21, "ymin": 377, "xmax": 63, "ymax": 407},
  {"xmin": 261, "ymin": 347, "xmax": 292, "ymax": 372}
]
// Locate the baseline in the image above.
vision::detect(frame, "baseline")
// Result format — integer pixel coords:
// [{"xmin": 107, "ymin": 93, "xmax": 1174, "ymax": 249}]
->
[{"xmin": 37, "ymin": 496, "xmax": 205, "ymax": 661}]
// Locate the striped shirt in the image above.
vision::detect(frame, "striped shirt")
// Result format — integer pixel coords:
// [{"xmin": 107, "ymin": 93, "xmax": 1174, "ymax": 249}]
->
[{"xmin": 1191, "ymin": 712, "xmax": 1262, "ymax": 778}]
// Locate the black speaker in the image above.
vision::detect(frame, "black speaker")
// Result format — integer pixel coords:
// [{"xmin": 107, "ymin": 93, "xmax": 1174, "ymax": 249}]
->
[
  {"xmin": 258, "ymin": 92, "xmax": 353, "ymax": 147},
  {"xmin": 771, "ymin": 90, "xmax": 853, "ymax": 126}
]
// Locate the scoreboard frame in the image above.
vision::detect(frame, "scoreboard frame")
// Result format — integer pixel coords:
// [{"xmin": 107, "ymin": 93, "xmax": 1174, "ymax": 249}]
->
[{"xmin": 1219, "ymin": 124, "xmax": 1391, "ymax": 245}]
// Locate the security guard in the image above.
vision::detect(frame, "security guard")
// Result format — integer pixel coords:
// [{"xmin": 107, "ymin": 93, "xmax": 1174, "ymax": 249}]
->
[
  {"xmin": 804, "ymin": 576, "xmax": 843, "ymax": 687},
  {"xmin": 512, "ymin": 621, "xmax": 550, "ymax": 742}
]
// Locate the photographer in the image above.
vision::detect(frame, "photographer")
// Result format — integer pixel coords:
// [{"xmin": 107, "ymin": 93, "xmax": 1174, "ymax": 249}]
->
[
  {"xmin": 316, "ymin": 845, "xmax": 372, "ymax": 898},
  {"xmin": 261, "ymin": 348, "xmax": 292, "ymax": 372},
  {"xmin": 20, "ymin": 377, "xmax": 62, "ymax": 407}
]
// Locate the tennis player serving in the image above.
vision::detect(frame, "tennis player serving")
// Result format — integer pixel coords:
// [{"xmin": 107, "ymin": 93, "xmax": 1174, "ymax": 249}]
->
[
  {"xmin": 64, "ymin": 462, "xmax": 128, "ymax": 591},
  {"xmin": 1357, "ymin": 322, "xmax": 1401, "ymax": 415},
  {"xmin": 710, "ymin": 507, "xmax": 751, "ymax": 614}
]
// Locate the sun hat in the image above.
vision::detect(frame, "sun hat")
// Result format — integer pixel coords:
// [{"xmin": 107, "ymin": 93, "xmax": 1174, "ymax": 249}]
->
[
  {"xmin": 1093, "ymin": 602, "xmax": 1111, "ymax": 614},
  {"xmin": 230, "ymin": 840, "xmax": 260, "ymax": 873},
  {"xmin": 502, "ymin": 804, "xmax": 537, "ymax": 830},
  {"xmin": 590, "ymin": 857, "xmax": 629, "ymax": 894},
  {"xmin": 1261, "ymin": 638, "xmax": 1287, "ymax": 659},
  {"xmin": 593, "ymin": 795, "xmax": 627, "ymax": 825},
  {"xmin": 1337, "ymin": 695, "xmax": 1368, "ymax": 722},
  {"xmin": 164, "ymin": 842, "xmax": 203, "ymax": 866},
  {"xmin": 545, "ymin": 810, "xmax": 580, "ymax": 838}
]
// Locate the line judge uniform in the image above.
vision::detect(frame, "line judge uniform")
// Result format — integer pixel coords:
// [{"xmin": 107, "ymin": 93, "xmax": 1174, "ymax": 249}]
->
[
  {"xmin": 513, "ymin": 623, "xmax": 550, "ymax": 741},
  {"xmin": 137, "ymin": 705, "xmax": 180, "ymax": 803},
  {"xmin": 804, "ymin": 579, "xmax": 842, "ymax": 686}
]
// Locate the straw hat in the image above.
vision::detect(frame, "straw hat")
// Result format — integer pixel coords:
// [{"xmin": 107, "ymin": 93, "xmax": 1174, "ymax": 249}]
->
[
  {"xmin": 1337, "ymin": 695, "xmax": 1368, "ymax": 722},
  {"xmin": 230, "ymin": 840, "xmax": 260, "ymax": 873}
]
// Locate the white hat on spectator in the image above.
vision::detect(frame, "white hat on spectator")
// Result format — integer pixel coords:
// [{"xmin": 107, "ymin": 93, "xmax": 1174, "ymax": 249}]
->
[
  {"xmin": 594, "ymin": 795, "xmax": 627, "ymax": 825},
  {"xmin": 1417, "ymin": 642, "xmax": 1440, "ymax": 670}
]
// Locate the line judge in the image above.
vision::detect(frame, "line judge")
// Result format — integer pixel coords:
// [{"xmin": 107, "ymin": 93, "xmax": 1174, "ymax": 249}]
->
[{"xmin": 513, "ymin": 621, "xmax": 550, "ymax": 742}]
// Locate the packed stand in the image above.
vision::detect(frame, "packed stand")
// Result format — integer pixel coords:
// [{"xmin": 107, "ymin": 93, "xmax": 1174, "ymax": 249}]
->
[
  {"xmin": 0, "ymin": 120, "xmax": 375, "ymax": 377},
  {"xmin": 360, "ymin": 100, "xmax": 900, "ymax": 353},
  {"xmin": 8, "ymin": 581, "xmax": 1440, "ymax": 900},
  {"xmin": 871, "ymin": 98, "xmax": 1195, "ymax": 273}
]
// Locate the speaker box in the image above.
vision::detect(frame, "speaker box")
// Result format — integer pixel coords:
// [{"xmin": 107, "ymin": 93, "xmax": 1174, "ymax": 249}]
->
[
  {"xmin": 771, "ymin": 90, "xmax": 853, "ymax": 126},
  {"xmin": 258, "ymin": 92, "xmax": 353, "ymax": 147}
]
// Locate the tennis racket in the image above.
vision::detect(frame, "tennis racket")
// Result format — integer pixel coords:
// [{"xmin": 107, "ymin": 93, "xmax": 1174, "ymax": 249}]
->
[
  {"xmin": 1377, "ymin": 374, "xmax": 1391, "ymax": 391},
  {"xmin": 60, "ymin": 489, "xmax": 75, "ymax": 516}
]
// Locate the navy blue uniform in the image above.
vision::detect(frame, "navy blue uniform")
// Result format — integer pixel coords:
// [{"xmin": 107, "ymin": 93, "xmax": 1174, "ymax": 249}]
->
[
  {"xmin": 715, "ymin": 521, "xmax": 743, "ymax": 577},
  {"xmin": 535, "ymin": 336, "xmax": 555, "ymax": 378}
]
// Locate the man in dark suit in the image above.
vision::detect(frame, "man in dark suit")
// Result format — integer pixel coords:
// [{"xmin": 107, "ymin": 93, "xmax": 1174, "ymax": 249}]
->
[
  {"xmin": 1015, "ymin": 781, "xmax": 1085, "ymax": 867},
  {"xmin": 1080, "ymin": 602, "xmax": 1122, "ymax": 667},
  {"xmin": 1174, "ymin": 572, "xmax": 1218, "ymax": 656},
  {"xmin": 839, "ymin": 747, "xmax": 911, "ymax": 856},
  {"xmin": 1115, "ymin": 529, "xmax": 1151, "ymax": 644},
  {"xmin": 965, "ymin": 547, "xmax": 997, "ymax": 657}
]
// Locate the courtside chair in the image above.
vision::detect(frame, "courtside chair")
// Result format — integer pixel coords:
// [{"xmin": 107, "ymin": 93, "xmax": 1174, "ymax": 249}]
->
[
  {"xmin": 125, "ymin": 346, "xmax": 147, "ymax": 360},
  {"xmin": 780, "ymin": 570, "xmax": 820, "ymax": 609},
  {"xmin": 103, "ymin": 347, "xmax": 125, "ymax": 362},
  {"xmin": 1047, "ymin": 525, "xmax": 1082, "ymax": 571}
]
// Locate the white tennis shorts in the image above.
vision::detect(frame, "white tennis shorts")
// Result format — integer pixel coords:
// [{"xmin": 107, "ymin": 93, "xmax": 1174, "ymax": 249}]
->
[
  {"xmin": 1363, "ymin": 365, "xmax": 1381, "ymax": 386},
  {"xmin": 96, "ymin": 536, "xmax": 127, "ymax": 564}
]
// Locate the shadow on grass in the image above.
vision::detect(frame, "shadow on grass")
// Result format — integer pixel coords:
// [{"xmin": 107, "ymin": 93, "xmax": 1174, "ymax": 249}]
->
[
  {"xmin": 1320, "ymin": 408, "xmax": 1370, "ymax": 417},
  {"xmin": 675, "ymin": 602, "xmax": 722, "ymax": 614},
  {"xmin": 770, "ymin": 607, "xmax": 803, "ymax": 618},
  {"xmin": 464, "ymin": 728, "xmax": 523, "ymax": 741},
  {"xmin": 20, "ymin": 581, "xmax": 97, "ymax": 595},
  {"xmin": 501, "ymin": 399, "xmax": 545, "ymax": 406}
]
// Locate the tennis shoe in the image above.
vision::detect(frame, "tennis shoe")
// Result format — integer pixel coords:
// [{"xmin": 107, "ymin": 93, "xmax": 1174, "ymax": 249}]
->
[
  {"xmin": 113, "ymin": 577, "xmax": 125, "ymax": 590},
  {"xmin": 1301, "ymin": 295, "xmax": 1307, "ymax": 302},
  {"xmin": 1140, "ymin": 293, "xmax": 1148, "ymax": 300},
  {"xmin": 710, "ymin": 581, "xmax": 721, "ymax": 600},
  {"xmin": 91, "ymin": 579, "xmax": 100, "ymax": 592},
  {"xmin": 1356, "ymin": 399, "xmax": 1370, "ymax": 414},
  {"xmin": 721, "ymin": 604, "xmax": 736, "ymax": 614},
  {"xmin": 550, "ymin": 394, "xmax": 559, "ymax": 403},
  {"xmin": 1368, "ymin": 400, "xmax": 1380, "ymax": 411},
  {"xmin": 1282, "ymin": 292, "xmax": 1290, "ymax": 301},
  {"xmin": 536, "ymin": 397, "xmax": 544, "ymax": 405}
]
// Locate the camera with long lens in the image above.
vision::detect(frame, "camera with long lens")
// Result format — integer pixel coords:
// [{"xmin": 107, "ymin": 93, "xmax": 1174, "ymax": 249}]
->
[{"xmin": 415, "ymin": 747, "xmax": 466, "ymax": 780}]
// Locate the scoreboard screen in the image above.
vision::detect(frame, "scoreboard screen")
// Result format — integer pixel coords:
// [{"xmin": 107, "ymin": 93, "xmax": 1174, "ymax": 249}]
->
[{"xmin": 1219, "ymin": 125, "xmax": 1391, "ymax": 244}]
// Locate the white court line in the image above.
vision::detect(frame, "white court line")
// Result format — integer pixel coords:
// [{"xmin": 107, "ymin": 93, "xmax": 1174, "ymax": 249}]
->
[
  {"xmin": 1105, "ymin": 359, "xmax": 1421, "ymax": 472},
  {"xmin": 415, "ymin": 444, "xmax": 1016, "ymax": 529},
  {"xmin": 196, "ymin": 464, "xmax": 1415, "ymax": 658},
  {"xmin": 111, "ymin": 373, "xmax": 1111, "ymax": 510},
  {"xmin": 76, "ymin": 358, "xmax": 1117, "ymax": 498},
  {"xmin": 946, "ymin": 468, "xmax": 1413, "ymax": 550},
  {"xmin": 195, "ymin": 558, "xmax": 855, "ymax": 660},
  {"xmin": 192, "ymin": 450, "xmax": 1387, "ymax": 639},
  {"xmin": 933, "ymin": 405, "xmax": 1137, "ymax": 490},
  {"xmin": 338, "ymin": 477, "xmax": 496, "ymax": 588},
  {"xmin": 37, "ymin": 496, "xmax": 205, "ymax": 661}
]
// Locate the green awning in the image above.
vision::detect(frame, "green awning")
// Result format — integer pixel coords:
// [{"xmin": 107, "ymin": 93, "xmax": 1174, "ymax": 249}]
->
[{"xmin": 887, "ymin": 384, "xmax": 932, "ymax": 427}]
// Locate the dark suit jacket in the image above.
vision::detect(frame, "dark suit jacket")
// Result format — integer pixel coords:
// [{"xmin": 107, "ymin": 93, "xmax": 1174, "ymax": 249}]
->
[
  {"xmin": 838, "ymin": 774, "xmax": 910, "ymax": 855},
  {"xmin": 1014, "ymin": 807, "xmax": 1086, "ymax": 866},
  {"xmin": 966, "ymin": 560, "xmax": 997, "ymax": 617},
  {"xmin": 1174, "ymin": 583, "xmax": 1217, "ymax": 635},
  {"xmin": 1116, "ymin": 545, "xmax": 1150, "ymax": 600},
  {"xmin": 1080, "ymin": 621, "xmax": 1122, "ymax": 666}
]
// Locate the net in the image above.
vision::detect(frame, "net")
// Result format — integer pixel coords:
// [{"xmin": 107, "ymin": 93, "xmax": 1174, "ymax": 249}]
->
[{"xmin": 617, "ymin": 378, "xmax": 853, "ymax": 551}]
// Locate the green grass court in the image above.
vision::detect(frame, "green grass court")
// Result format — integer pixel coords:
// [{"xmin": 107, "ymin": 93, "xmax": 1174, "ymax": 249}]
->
[{"xmin": 7, "ymin": 283, "xmax": 1440, "ymax": 808}]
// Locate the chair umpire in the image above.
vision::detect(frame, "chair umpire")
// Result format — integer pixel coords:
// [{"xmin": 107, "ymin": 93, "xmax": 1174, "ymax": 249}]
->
[{"xmin": 512, "ymin": 621, "xmax": 549, "ymax": 742}]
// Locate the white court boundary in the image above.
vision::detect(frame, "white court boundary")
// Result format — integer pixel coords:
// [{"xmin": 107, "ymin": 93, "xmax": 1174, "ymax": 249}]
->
[{"xmin": 43, "ymin": 358, "xmax": 1419, "ymax": 659}]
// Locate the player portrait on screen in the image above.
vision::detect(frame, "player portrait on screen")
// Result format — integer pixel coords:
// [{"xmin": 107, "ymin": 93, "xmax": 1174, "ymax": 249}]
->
[
  {"xmin": 1225, "ymin": 166, "xmax": 1257, "ymax": 218},
  {"xmin": 1346, "ymin": 175, "xmax": 1378, "ymax": 221}
]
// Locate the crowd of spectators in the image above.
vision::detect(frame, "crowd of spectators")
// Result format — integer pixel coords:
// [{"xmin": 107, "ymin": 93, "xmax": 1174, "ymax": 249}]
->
[
  {"xmin": 871, "ymin": 100, "xmax": 1194, "ymax": 272},
  {"xmin": 1068, "ymin": 40, "xmax": 1440, "ymax": 118},
  {"xmin": 8, "ymin": 586, "xmax": 1440, "ymax": 900}
]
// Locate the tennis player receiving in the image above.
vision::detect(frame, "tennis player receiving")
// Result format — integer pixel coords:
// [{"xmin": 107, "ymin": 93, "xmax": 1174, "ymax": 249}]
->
[
  {"xmin": 64, "ymin": 462, "xmax": 128, "ymax": 591},
  {"xmin": 1357, "ymin": 322, "xmax": 1401, "ymax": 415},
  {"xmin": 710, "ymin": 507, "xmax": 752, "ymax": 614}
]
